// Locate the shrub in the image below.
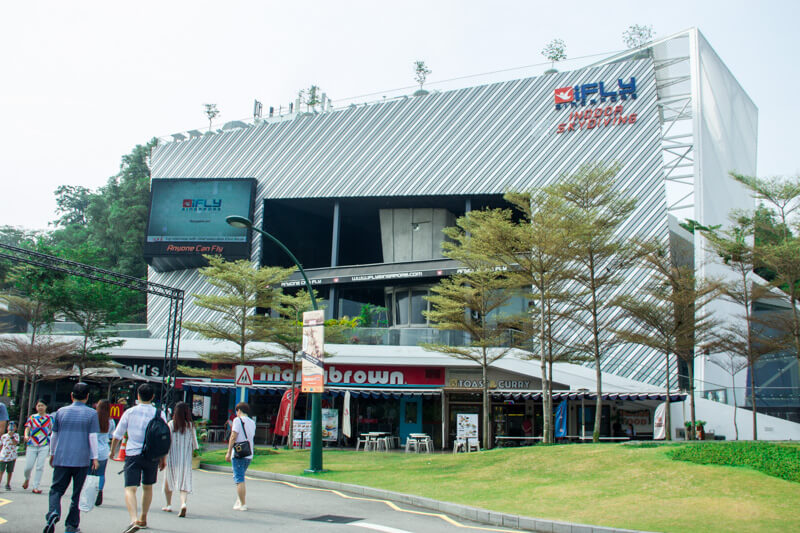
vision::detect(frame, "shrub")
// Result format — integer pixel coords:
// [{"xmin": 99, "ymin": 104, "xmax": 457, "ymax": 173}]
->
[{"xmin": 667, "ymin": 442, "xmax": 800, "ymax": 483}]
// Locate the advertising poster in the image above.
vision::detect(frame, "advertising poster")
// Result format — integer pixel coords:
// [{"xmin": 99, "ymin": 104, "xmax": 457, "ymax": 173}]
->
[
  {"xmin": 301, "ymin": 310, "xmax": 325, "ymax": 393},
  {"xmin": 456, "ymin": 413, "xmax": 479, "ymax": 440},
  {"xmin": 292, "ymin": 419, "xmax": 312, "ymax": 448},
  {"xmin": 322, "ymin": 408, "xmax": 339, "ymax": 442}
]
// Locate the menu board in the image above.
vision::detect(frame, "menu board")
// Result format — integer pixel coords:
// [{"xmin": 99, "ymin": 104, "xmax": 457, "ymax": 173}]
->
[
  {"xmin": 456, "ymin": 413, "xmax": 479, "ymax": 440},
  {"xmin": 292, "ymin": 419, "xmax": 312, "ymax": 448},
  {"xmin": 322, "ymin": 408, "xmax": 339, "ymax": 442}
]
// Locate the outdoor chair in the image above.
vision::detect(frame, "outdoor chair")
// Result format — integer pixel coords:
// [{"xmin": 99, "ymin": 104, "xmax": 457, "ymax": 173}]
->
[{"xmin": 356, "ymin": 434, "xmax": 369, "ymax": 451}]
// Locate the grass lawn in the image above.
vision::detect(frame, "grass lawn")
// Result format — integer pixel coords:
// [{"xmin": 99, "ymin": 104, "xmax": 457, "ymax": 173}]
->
[{"xmin": 201, "ymin": 443, "xmax": 800, "ymax": 533}]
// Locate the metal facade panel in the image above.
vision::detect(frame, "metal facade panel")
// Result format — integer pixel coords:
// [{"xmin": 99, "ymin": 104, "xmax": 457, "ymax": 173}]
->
[{"xmin": 149, "ymin": 58, "xmax": 674, "ymax": 387}]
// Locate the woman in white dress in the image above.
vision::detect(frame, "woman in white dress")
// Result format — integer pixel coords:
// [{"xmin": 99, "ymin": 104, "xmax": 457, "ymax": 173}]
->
[{"xmin": 162, "ymin": 401, "xmax": 198, "ymax": 517}]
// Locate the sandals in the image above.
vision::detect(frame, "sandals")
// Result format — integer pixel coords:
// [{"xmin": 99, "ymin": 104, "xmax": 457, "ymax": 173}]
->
[
  {"xmin": 161, "ymin": 506, "xmax": 172, "ymax": 512},
  {"xmin": 178, "ymin": 505, "xmax": 187, "ymax": 518},
  {"xmin": 122, "ymin": 524, "xmax": 140, "ymax": 533}
]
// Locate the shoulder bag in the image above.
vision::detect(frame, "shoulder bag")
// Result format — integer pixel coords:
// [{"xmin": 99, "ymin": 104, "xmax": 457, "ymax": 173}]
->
[{"xmin": 233, "ymin": 417, "xmax": 252, "ymax": 459}]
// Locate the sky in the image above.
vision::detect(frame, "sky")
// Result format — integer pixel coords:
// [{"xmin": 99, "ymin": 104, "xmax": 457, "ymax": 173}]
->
[{"xmin": 2, "ymin": 0, "xmax": 799, "ymax": 230}]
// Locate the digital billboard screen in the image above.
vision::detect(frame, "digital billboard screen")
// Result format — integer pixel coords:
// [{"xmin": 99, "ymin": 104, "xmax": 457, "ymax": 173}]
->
[{"xmin": 144, "ymin": 178, "xmax": 256, "ymax": 271}]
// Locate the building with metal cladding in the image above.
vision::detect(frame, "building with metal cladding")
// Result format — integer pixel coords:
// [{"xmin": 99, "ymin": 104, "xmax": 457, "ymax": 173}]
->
[{"xmin": 139, "ymin": 29, "xmax": 799, "ymax": 442}]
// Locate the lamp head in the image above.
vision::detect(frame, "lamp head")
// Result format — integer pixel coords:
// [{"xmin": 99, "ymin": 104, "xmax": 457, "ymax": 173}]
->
[{"xmin": 226, "ymin": 215, "xmax": 253, "ymax": 229}]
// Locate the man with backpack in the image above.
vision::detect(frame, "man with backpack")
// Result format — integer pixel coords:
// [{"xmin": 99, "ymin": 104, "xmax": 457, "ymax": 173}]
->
[{"xmin": 110, "ymin": 384, "xmax": 169, "ymax": 533}]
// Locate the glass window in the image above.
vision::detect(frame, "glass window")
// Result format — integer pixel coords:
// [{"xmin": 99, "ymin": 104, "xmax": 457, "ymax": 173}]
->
[
  {"xmin": 410, "ymin": 290, "xmax": 428, "ymax": 325},
  {"xmin": 396, "ymin": 290, "xmax": 409, "ymax": 326}
]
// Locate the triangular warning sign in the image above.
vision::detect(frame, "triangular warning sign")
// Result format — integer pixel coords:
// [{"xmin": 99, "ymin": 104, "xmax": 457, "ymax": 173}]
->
[{"xmin": 235, "ymin": 366, "xmax": 253, "ymax": 386}]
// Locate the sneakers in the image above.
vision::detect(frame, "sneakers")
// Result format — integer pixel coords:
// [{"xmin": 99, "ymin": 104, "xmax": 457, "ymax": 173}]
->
[
  {"xmin": 233, "ymin": 500, "xmax": 247, "ymax": 511},
  {"xmin": 95, "ymin": 490, "xmax": 103, "ymax": 507},
  {"xmin": 43, "ymin": 512, "xmax": 59, "ymax": 533},
  {"xmin": 4, "ymin": 484, "xmax": 10, "ymax": 491},
  {"xmin": 238, "ymin": 505, "xmax": 248, "ymax": 511}
]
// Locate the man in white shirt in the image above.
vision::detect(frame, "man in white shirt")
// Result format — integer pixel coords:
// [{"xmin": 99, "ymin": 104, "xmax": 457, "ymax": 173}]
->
[
  {"xmin": 225, "ymin": 402, "xmax": 255, "ymax": 511},
  {"xmin": 110, "ymin": 384, "xmax": 167, "ymax": 533}
]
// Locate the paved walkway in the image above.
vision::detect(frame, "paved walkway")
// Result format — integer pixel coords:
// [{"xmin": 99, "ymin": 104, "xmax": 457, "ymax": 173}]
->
[{"xmin": 0, "ymin": 461, "xmax": 519, "ymax": 533}]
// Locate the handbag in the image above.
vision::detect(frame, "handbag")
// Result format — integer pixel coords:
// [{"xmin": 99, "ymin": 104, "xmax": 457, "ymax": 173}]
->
[
  {"xmin": 233, "ymin": 418, "xmax": 252, "ymax": 459},
  {"xmin": 78, "ymin": 474, "xmax": 100, "ymax": 513}
]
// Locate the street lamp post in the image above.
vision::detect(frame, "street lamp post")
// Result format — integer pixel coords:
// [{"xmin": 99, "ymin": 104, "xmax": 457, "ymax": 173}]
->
[{"xmin": 226, "ymin": 215, "xmax": 323, "ymax": 472}]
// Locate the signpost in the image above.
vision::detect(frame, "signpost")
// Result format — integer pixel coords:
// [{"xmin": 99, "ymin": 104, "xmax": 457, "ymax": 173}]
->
[
  {"xmin": 301, "ymin": 310, "xmax": 325, "ymax": 393},
  {"xmin": 235, "ymin": 365, "xmax": 254, "ymax": 403}
]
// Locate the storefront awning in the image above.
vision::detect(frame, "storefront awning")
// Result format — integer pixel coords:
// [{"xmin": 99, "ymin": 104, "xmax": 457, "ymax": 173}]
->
[
  {"xmin": 490, "ymin": 390, "xmax": 687, "ymax": 402},
  {"xmin": 182, "ymin": 381, "xmax": 441, "ymax": 398}
]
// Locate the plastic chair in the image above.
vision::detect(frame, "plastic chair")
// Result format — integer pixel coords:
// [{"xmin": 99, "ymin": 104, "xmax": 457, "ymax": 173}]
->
[
  {"xmin": 467, "ymin": 438, "xmax": 480, "ymax": 452},
  {"xmin": 356, "ymin": 434, "xmax": 368, "ymax": 451},
  {"xmin": 405, "ymin": 438, "xmax": 418, "ymax": 453}
]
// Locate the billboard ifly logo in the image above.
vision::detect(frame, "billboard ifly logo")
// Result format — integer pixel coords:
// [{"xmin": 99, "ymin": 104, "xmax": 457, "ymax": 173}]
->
[
  {"xmin": 182, "ymin": 198, "xmax": 222, "ymax": 212},
  {"xmin": 554, "ymin": 77, "xmax": 637, "ymax": 110}
]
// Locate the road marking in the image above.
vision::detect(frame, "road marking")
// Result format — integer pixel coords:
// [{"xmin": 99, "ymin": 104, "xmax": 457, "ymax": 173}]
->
[
  {"xmin": 352, "ymin": 522, "xmax": 415, "ymax": 533},
  {"xmin": 0, "ymin": 497, "xmax": 11, "ymax": 525},
  {"xmin": 200, "ymin": 468, "xmax": 520, "ymax": 532}
]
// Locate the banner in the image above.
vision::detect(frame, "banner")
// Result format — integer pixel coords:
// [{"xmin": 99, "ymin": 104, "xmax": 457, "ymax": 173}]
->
[
  {"xmin": 653, "ymin": 403, "xmax": 666, "ymax": 440},
  {"xmin": 322, "ymin": 408, "xmax": 338, "ymax": 442},
  {"xmin": 302, "ymin": 310, "xmax": 325, "ymax": 393},
  {"xmin": 555, "ymin": 400, "xmax": 567, "ymax": 438},
  {"xmin": 109, "ymin": 403, "xmax": 125, "ymax": 421},
  {"xmin": 342, "ymin": 391, "xmax": 352, "ymax": 438},
  {"xmin": 273, "ymin": 388, "xmax": 300, "ymax": 437}
]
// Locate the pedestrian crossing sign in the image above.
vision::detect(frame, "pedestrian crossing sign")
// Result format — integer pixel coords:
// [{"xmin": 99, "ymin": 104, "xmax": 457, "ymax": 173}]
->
[{"xmin": 235, "ymin": 365, "xmax": 254, "ymax": 387}]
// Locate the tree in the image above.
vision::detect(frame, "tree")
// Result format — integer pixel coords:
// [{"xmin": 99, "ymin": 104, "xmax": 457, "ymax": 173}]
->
[
  {"xmin": 0, "ymin": 335, "xmax": 76, "ymax": 429},
  {"xmin": 541, "ymin": 39, "xmax": 566, "ymax": 70},
  {"xmin": 623, "ymin": 25, "xmax": 655, "ymax": 49},
  {"xmin": 612, "ymin": 240, "xmax": 719, "ymax": 440},
  {"xmin": 204, "ymin": 103, "xmax": 220, "ymax": 131},
  {"xmin": 52, "ymin": 185, "xmax": 92, "ymax": 228},
  {"xmin": 298, "ymin": 85, "xmax": 322, "ymax": 112},
  {"xmin": 180, "ymin": 256, "xmax": 293, "ymax": 378},
  {"xmin": 550, "ymin": 162, "xmax": 637, "ymax": 442},
  {"xmin": 708, "ymin": 351, "xmax": 748, "ymax": 440},
  {"xmin": 731, "ymin": 173, "xmax": 800, "ymax": 382},
  {"xmin": 413, "ymin": 61, "xmax": 432, "ymax": 91},
  {"xmin": 459, "ymin": 193, "xmax": 576, "ymax": 443},
  {"xmin": 423, "ymin": 218, "xmax": 519, "ymax": 450},
  {"xmin": 703, "ymin": 217, "xmax": 774, "ymax": 440}
]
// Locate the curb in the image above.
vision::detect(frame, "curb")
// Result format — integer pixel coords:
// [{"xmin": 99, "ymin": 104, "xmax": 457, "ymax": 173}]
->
[{"xmin": 200, "ymin": 463, "xmax": 652, "ymax": 533}]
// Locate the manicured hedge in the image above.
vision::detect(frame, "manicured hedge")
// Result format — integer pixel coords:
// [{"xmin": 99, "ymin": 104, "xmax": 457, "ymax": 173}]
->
[{"xmin": 667, "ymin": 441, "xmax": 800, "ymax": 483}]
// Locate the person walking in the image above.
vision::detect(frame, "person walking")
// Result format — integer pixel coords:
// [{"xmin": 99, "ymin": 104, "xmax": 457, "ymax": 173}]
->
[
  {"xmin": 110, "ymin": 384, "xmax": 167, "ymax": 533},
  {"xmin": 0, "ymin": 422, "xmax": 20, "ymax": 490},
  {"xmin": 44, "ymin": 382, "xmax": 100, "ymax": 533},
  {"xmin": 94, "ymin": 400, "xmax": 116, "ymax": 507},
  {"xmin": 23, "ymin": 399, "xmax": 53, "ymax": 494},
  {"xmin": 161, "ymin": 402, "xmax": 198, "ymax": 517},
  {"xmin": 225, "ymin": 402, "xmax": 255, "ymax": 511}
]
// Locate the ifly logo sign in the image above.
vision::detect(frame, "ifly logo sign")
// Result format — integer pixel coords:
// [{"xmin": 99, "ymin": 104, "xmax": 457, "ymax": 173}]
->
[
  {"xmin": 554, "ymin": 77, "xmax": 637, "ymax": 110},
  {"xmin": 182, "ymin": 198, "xmax": 222, "ymax": 212}
]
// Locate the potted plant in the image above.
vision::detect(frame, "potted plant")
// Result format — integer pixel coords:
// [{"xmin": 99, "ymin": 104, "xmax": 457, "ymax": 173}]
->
[
  {"xmin": 192, "ymin": 418, "xmax": 209, "ymax": 469},
  {"xmin": 683, "ymin": 421, "xmax": 695, "ymax": 440},
  {"xmin": 695, "ymin": 420, "xmax": 706, "ymax": 441}
]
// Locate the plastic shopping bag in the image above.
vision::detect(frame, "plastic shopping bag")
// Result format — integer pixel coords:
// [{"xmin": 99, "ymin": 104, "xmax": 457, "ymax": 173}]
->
[{"xmin": 78, "ymin": 475, "xmax": 100, "ymax": 513}]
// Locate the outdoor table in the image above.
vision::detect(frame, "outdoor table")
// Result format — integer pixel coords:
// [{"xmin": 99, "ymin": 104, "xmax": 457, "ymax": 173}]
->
[
  {"xmin": 406, "ymin": 433, "xmax": 432, "ymax": 453},
  {"xmin": 206, "ymin": 426, "xmax": 225, "ymax": 442}
]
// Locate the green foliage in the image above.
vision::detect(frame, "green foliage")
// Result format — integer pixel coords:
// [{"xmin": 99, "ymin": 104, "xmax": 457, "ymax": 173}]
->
[
  {"xmin": 622, "ymin": 24, "xmax": 654, "ymax": 49},
  {"xmin": 182, "ymin": 256, "xmax": 292, "ymax": 374},
  {"xmin": 541, "ymin": 39, "xmax": 566, "ymax": 65},
  {"xmin": 357, "ymin": 303, "xmax": 387, "ymax": 327},
  {"xmin": 668, "ymin": 442, "xmax": 800, "ymax": 484},
  {"xmin": 413, "ymin": 60, "xmax": 432, "ymax": 90}
]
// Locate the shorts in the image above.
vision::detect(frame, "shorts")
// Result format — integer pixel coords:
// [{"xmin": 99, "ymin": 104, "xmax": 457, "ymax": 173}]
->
[
  {"xmin": 0, "ymin": 460, "xmax": 14, "ymax": 473},
  {"xmin": 124, "ymin": 455, "xmax": 159, "ymax": 487},
  {"xmin": 232, "ymin": 457, "xmax": 251, "ymax": 484}
]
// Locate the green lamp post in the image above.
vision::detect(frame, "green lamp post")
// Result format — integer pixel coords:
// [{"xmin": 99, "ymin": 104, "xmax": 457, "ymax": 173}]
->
[{"xmin": 226, "ymin": 215, "xmax": 323, "ymax": 472}]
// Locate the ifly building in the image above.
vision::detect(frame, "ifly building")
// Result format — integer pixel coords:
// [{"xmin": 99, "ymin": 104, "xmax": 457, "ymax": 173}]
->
[{"xmin": 134, "ymin": 28, "xmax": 800, "ymax": 444}]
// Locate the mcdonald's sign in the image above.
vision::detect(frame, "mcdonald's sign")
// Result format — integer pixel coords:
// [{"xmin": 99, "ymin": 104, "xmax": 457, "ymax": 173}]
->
[{"xmin": 109, "ymin": 403, "xmax": 125, "ymax": 420}]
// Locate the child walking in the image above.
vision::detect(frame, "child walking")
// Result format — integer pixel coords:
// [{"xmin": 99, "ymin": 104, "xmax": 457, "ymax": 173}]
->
[{"xmin": 0, "ymin": 422, "xmax": 20, "ymax": 490}]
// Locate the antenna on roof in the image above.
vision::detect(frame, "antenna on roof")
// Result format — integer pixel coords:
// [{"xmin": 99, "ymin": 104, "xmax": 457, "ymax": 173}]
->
[{"xmin": 253, "ymin": 100, "xmax": 263, "ymax": 119}]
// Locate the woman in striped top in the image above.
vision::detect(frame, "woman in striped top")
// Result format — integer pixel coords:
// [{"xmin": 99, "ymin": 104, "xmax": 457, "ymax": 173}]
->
[{"xmin": 162, "ymin": 402, "xmax": 198, "ymax": 518}]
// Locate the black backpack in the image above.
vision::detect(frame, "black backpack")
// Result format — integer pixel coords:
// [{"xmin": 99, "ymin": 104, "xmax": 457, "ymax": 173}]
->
[{"xmin": 141, "ymin": 407, "xmax": 171, "ymax": 461}]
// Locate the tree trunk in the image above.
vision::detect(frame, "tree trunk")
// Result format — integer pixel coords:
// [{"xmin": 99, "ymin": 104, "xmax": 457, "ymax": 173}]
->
[
  {"xmin": 731, "ymin": 371, "xmax": 739, "ymax": 440},
  {"xmin": 482, "ymin": 359, "xmax": 491, "ymax": 450},
  {"xmin": 749, "ymin": 361, "xmax": 758, "ymax": 441},
  {"xmin": 28, "ymin": 378, "xmax": 37, "ymax": 417},
  {"xmin": 664, "ymin": 351, "xmax": 671, "ymax": 441},
  {"xmin": 288, "ymin": 355, "xmax": 297, "ymax": 450},
  {"xmin": 548, "ymin": 359, "xmax": 554, "ymax": 442},
  {"xmin": 539, "ymin": 292, "xmax": 549, "ymax": 443},
  {"xmin": 687, "ymin": 360, "xmax": 696, "ymax": 440},
  {"xmin": 17, "ymin": 377, "xmax": 30, "ymax": 431}
]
